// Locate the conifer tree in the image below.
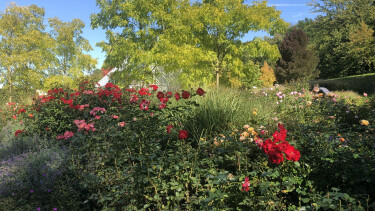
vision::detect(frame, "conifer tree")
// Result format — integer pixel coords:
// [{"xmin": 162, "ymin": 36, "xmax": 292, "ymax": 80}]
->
[{"xmin": 276, "ymin": 29, "xmax": 319, "ymax": 83}]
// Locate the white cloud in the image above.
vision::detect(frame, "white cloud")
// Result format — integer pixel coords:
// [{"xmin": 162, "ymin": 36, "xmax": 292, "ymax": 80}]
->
[{"xmin": 293, "ymin": 12, "xmax": 305, "ymax": 18}]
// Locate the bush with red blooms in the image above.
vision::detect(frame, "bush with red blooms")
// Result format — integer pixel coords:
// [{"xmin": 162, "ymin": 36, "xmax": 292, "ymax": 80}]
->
[
  {"xmin": 14, "ymin": 82, "xmax": 205, "ymax": 141},
  {"xmin": 4, "ymin": 80, "xmax": 375, "ymax": 210},
  {"xmin": 261, "ymin": 123, "xmax": 300, "ymax": 164},
  {"xmin": 8, "ymin": 81, "xmax": 207, "ymax": 209}
]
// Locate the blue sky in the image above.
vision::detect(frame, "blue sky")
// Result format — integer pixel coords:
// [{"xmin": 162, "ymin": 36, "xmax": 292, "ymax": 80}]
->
[{"xmin": 0, "ymin": 0, "xmax": 320, "ymax": 70}]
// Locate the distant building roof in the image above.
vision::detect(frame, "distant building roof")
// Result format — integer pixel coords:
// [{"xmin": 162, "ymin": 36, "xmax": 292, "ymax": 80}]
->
[{"xmin": 96, "ymin": 68, "xmax": 118, "ymax": 87}]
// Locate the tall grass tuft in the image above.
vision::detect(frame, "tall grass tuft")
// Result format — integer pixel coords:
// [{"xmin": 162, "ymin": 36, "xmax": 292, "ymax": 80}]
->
[{"xmin": 183, "ymin": 87, "xmax": 278, "ymax": 139}]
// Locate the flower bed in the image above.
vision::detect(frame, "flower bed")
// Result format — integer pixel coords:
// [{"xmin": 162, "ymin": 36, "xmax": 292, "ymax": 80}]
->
[{"xmin": 1, "ymin": 81, "xmax": 374, "ymax": 210}]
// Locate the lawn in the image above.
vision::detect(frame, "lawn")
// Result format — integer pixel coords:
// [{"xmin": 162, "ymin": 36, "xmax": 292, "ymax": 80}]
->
[{"xmin": 311, "ymin": 73, "xmax": 375, "ymax": 96}]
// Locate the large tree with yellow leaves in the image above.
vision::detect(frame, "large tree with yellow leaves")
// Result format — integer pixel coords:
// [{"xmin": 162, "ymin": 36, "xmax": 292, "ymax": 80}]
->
[
  {"xmin": 0, "ymin": 3, "xmax": 54, "ymax": 102},
  {"xmin": 91, "ymin": 0, "xmax": 288, "ymax": 88}
]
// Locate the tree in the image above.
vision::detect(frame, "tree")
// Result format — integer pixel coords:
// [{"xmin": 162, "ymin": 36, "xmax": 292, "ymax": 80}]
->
[
  {"xmin": 298, "ymin": 0, "xmax": 375, "ymax": 78},
  {"xmin": 194, "ymin": 0, "xmax": 287, "ymax": 88},
  {"xmin": 91, "ymin": 0, "xmax": 175, "ymax": 87},
  {"xmin": 0, "ymin": 3, "xmax": 54, "ymax": 102},
  {"xmin": 275, "ymin": 29, "xmax": 319, "ymax": 83},
  {"xmin": 91, "ymin": 0, "xmax": 288, "ymax": 89},
  {"xmin": 45, "ymin": 17, "xmax": 97, "ymax": 89},
  {"xmin": 259, "ymin": 61, "xmax": 276, "ymax": 87},
  {"xmin": 347, "ymin": 21, "xmax": 375, "ymax": 73}
]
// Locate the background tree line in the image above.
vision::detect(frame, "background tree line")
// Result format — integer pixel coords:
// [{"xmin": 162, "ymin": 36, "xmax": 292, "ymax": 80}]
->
[
  {"xmin": 96, "ymin": 0, "xmax": 375, "ymax": 88},
  {"xmin": 0, "ymin": 3, "xmax": 97, "ymax": 103},
  {"xmin": 2, "ymin": 0, "xmax": 374, "ymax": 104},
  {"xmin": 295, "ymin": 0, "xmax": 375, "ymax": 79}
]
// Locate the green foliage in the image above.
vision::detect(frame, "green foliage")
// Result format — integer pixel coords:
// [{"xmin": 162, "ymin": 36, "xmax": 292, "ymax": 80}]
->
[
  {"xmin": 0, "ymin": 3, "xmax": 97, "ymax": 101},
  {"xmin": 183, "ymin": 87, "xmax": 277, "ymax": 139},
  {"xmin": 293, "ymin": 96, "xmax": 375, "ymax": 208},
  {"xmin": 0, "ymin": 127, "xmax": 85, "ymax": 210},
  {"xmin": 243, "ymin": 37, "xmax": 281, "ymax": 66},
  {"xmin": 298, "ymin": 0, "xmax": 375, "ymax": 78},
  {"xmin": 2, "ymin": 80, "xmax": 375, "ymax": 209},
  {"xmin": 43, "ymin": 75, "xmax": 76, "ymax": 91},
  {"xmin": 48, "ymin": 17, "xmax": 97, "ymax": 78},
  {"xmin": 276, "ymin": 29, "xmax": 319, "ymax": 83},
  {"xmin": 92, "ymin": 0, "xmax": 288, "ymax": 89},
  {"xmin": 259, "ymin": 62, "xmax": 276, "ymax": 87},
  {"xmin": 0, "ymin": 3, "xmax": 54, "ymax": 102}
]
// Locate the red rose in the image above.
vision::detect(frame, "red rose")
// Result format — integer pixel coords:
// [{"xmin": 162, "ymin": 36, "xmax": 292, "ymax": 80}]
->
[
  {"xmin": 138, "ymin": 88, "xmax": 150, "ymax": 96},
  {"xmin": 159, "ymin": 97, "xmax": 168, "ymax": 103},
  {"xmin": 179, "ymin": 130, "xmax": 188, "ymax": 140},
  {"xmin": 157, "ymin": 91, "xmax": 164, "ymax": 99},
  {"xmin": 182, "ymin": 91, "xmax": 190, "ymax": 99},
  {"xmin": 268, "ymin": 149, "xmax": 284, "ymax": 164},
  {"xmin": 262, "ymin": 139, "xmax": 275, "ymax": 154},
  {"xmin": 278, "ymin": 123, "xmax": 287, "ymax": 134},
  {"xmin": 159, "ymin": 103, "xmax": 166, "ymax": 109},
  {"xmin": 273, "ymin": 123, "xmax": 287, "ymax": 142},
  {"xmin": 166, "ymin": 92, "xmax": 173, "ymax": 98},
  {"xmin": 17, "ymin": 109, "xmax": 26, "ymax": 114},
  {"xmin": 15, "ymin": 129, "xmax": 24, "ymax": 137},
  {"xmin": 272, "ymin": 131, "xmax": 286, "ymax": 142},
  {"xmin": 175, "ymin": 93, "xmax": 180, "ymax": 101},
  {"xmin": 241, "ymin": 177, "xmax": 250, "ymax": 192},
  {"xmin": 275, "ymin": 141, "xmax": 290, "ymax": 152},
  {"xmin": 166, "ymin": 125, "xmax": 173, "ymax": 133},
  {"xmin": 284, "ymin": 146, "xmax": 300, "ymax": 162},
  {"xmin": 196, "ymin": 88, "xmax": 206, "ymax": 96},
  {"xmin": 105, "ymin": 82, "xmax": 115, "ymax": 88},
  {"xmin": 149, "ymin": 85, "xmax": 158, "ymax": 91}
]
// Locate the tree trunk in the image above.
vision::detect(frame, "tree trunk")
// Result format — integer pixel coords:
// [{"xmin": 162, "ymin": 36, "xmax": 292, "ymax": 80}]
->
[{"xmin": 8, "ymin": 67, "xmax": 12, "ymax": 103}]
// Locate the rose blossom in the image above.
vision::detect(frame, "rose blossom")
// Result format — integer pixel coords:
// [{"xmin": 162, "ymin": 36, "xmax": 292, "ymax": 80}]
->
[
  {"xmin": 166, "ymin": 125, "xmax": 173, "ymax": 133},
  {"xmin": 196, "ymin": 88, "xmax": 206, "ymax": 96},
  {"xmin": 241, "ymin": 177, "xmax": 250, "ymax": 192},
  {"xmin": 182, "ymin": 91, "xmax": 190, "ymax": 99},
  {"xmin": 179, "ymin": 130, "xmax": 188, "ymax": 140},
  {"xmin": 268, "ymin": 149, "xmax": 284, "ymax": 164},
  {"xmin": 175, "ymin": 93, "xmax": 180, "ymax": 101},
  {"xmin": 284, "ymin": 146, "xmax": 300, "ymax": 162}
]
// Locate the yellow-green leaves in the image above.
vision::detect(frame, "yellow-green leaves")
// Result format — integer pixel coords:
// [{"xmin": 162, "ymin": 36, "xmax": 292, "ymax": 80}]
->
[
  {"xmin": 48, "ymin": 17, "xmax": 97, "ymax": 78},
  {"xmin": 0, "ymin": 3, "xmax": 54, "ymax": 101},
  {"xmin": 92, "ymin": 0, "xmax": 287, "ymax": 89}
]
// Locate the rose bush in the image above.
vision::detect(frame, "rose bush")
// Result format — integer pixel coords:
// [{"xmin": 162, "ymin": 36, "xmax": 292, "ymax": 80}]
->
[{"xmin": 1, "ymin": 81, "xmax": 374, "ymax": 210}]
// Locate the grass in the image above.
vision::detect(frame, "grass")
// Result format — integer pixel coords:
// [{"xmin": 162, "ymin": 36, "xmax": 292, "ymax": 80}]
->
[
  {"xmin": 311, "ymin": 72, "xmax": 375, "ymax": 96},
  {"xmin": 183, "ymin": 84, "xmax": 313, "ymax": 140}
]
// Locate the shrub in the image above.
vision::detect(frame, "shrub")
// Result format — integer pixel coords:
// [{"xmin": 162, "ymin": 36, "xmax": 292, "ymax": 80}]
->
[
  {"xmin": 276, "ymin": 29, "xmax": 319, "ymax": 83},
  {"xmin": 4, "ymin": 80, "xmax": 374, "ymax": 209},
  {"xmin": 0, "ymin": 135, "xmax": 85, "ymax": 210},
  {"xmin": 259, "ymin": 61, "xmax": 276, "ymax": 87}
]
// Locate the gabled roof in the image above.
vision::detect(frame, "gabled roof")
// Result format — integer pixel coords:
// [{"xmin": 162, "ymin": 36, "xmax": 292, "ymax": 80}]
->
[{"xmin": 95, "ymin": 68, "xmax": 118, "ymax": 87}]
